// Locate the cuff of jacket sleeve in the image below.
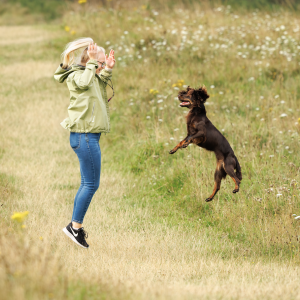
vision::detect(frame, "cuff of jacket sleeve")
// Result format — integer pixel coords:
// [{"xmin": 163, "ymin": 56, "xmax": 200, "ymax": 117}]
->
[
  {"xmin": 86, "ymin": 59, "xmax": 98, "ymax": 69},
  {"xmin": 105, "ymin": 67, "xmax": 113, "ymax": 72}
]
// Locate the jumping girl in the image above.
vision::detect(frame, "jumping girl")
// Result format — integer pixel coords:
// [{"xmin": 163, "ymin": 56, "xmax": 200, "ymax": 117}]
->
[{"xmin": 54, "ymin": 38, "xmax": 115, "ymax": 248}]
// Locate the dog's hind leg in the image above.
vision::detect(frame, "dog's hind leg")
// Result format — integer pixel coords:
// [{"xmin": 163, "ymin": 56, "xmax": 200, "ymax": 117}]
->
[
  {"xmin": 205, "ymin": 161, "xmax": 225, "ymax": 202},
  {"xmin": 223, "ymin": 157, "xmax": 241, "ymax": 194}
]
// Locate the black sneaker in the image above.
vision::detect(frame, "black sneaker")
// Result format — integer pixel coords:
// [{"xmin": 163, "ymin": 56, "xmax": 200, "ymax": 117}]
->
[{"xmin": 63, "ymin": 222, "xmax": 89, "ymax": 249}]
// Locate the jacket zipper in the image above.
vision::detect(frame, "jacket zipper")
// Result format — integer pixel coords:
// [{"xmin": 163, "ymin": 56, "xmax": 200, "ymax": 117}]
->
[{"xmin": 90, "ymin": 102, "xmax": 95, "ymax": 123}]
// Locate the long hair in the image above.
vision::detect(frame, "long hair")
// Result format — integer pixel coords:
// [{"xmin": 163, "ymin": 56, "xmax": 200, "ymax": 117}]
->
[{"xmin": 61, "ymin": 37, "xmax": 94, "ymax": 69}]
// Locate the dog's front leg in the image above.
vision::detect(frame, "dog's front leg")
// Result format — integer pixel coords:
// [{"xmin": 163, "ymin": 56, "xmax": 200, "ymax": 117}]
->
[
  {"xmin": 169, "ymin": 136, "xmax": 190, "ymax": 154},
  {"xmin": 182, "ymin": 131, "xmax": 206, "ymax": 148}
]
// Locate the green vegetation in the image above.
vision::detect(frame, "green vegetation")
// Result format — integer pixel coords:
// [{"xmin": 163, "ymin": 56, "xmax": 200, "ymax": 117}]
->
[
  {"xmin": 1, "ymin": 0, "xmax": 299, "ymax": 25},
  {"xmin": 223, "ymin": 0, "xmax": 299, "ymax": 10},
  {"xmin": 2, "ymin": 0, "xmax": 66, "ymax": 20}
]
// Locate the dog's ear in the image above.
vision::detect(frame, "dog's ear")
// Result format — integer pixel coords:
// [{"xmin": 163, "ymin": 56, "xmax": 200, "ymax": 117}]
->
[
  {"xmin": 179, "ymin": 86, "xmax": 191, "ymax": 97},
  {"xmin": 192, "ymin": 86, "xmax": 210, "ymax": 104}
]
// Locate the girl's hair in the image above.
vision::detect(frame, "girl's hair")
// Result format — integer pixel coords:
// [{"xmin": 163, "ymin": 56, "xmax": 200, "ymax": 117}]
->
[{"xmin": 61, "ymin": 37, "xmax": 105, "ymax": 69}]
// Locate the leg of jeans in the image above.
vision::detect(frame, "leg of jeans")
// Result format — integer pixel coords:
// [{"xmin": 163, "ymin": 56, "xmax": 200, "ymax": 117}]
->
[
  {"xmin": 70, "ymin": 133, "xmax": 84, "ymax": 222},
  {"xmin": 72, "ymin": 133, "xmax": 101, "ymax": 224},
  {"xmin": 71, "ymin": 165, "xmax": 84, "ymax": 222}
]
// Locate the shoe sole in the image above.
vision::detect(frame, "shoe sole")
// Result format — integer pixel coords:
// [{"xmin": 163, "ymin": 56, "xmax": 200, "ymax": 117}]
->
[{"xmin": 62, "ymin": 228, "xmax": 89, "ymax": 249}]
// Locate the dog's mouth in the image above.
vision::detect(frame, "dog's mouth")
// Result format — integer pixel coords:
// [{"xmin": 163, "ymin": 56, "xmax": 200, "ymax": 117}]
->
[{"xmin": 179, "ymin": 99, "xmax": 191, "ymax": 107}]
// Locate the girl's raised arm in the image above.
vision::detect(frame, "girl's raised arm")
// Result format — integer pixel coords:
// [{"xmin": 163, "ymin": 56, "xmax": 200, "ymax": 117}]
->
[{"xmin": 72, "ymin": 43, "xmax": 99, "ymax": 89}]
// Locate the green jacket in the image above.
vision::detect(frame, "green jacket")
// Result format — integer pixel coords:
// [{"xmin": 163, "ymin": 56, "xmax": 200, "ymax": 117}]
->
[{"xmin": 54, "ymin": 59, "xmax": 112, "ymax": 133}]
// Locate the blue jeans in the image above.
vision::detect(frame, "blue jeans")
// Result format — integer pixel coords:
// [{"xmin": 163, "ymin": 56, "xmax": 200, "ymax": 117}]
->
[{"xmin": 70, "ymin": 132, "xmax": 101, "ymax": 224}]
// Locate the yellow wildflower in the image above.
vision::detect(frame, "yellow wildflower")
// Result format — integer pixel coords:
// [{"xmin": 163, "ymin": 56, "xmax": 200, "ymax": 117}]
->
[
  {"xmin": 39, "ymin": 236, "xmax": 43, "ymax": 241},
  {"xmin": 11, "ymin": 211, "xmax": 29, "ymax": 223},
  {"xmin": 78, "ymin": 0, "xmax": 87, "ymax": 3},
  {"xmin": 64, "ymin": 26, "xmax": 70, "ymax": 32},
  {"xmin": 172, "ymin": 79, "xmax": 185, "ymax": 88},
  {"xmin": 149, "ymin": 89, "xmax": 159, "ymax": 95},
  {"xmin": 141, "ymin": 5, "xmax": 147, "ymax": 10},
  {"xmin": 71, "ymin": 30, "xmax": 76, "ymax": 35},
  {"xmin": 298, "ymin": 117, "xmax": 300, "ymax": 123},
  {"xmin": 21, "ymin": 224, "xmax": 26, "ymax": 229}
]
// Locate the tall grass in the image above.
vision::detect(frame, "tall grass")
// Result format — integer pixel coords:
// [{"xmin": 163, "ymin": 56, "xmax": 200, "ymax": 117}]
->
[
  {"xmin": 0, "ymin": 0, "xmax": 299, "ymax": 26},
  {"xmin": 1, "ymin": 1, "xmax": 300, "ymax": 299}
]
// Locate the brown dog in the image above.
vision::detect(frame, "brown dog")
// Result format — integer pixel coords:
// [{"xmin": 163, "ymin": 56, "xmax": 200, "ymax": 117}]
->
[{"xmin": 169, "ymin": 86, "xmax": 242, "ymax": 202}]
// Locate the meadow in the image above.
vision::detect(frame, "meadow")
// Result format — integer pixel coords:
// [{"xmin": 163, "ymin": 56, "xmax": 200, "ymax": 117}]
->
[{"xmin": 1, "ymin": 0, "xmax": 300, "ymax": 299}]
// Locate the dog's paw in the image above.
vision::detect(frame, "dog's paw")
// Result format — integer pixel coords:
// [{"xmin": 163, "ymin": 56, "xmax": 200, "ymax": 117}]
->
[
  {"xmin": 232, "ymin": 189, "xmax": 239, "ymax": 194},
  {"xmin": 205, "ymin": 197, "xmax": 213, "ymax": 202},
  {"xmin": 169, "ymin": 149, "xmax": 176, "ymax": 154}
]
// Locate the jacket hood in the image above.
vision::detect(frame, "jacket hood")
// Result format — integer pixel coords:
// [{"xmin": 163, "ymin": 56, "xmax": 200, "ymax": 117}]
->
[{"xmin": 54, "ymin": 64, "xmax": 85, "ymax": 83}]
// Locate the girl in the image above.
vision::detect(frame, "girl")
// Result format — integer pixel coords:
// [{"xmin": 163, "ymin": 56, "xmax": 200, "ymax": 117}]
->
[{"xmin": 54, "ymin": 38, "xmax": 115, "ymax": 248}]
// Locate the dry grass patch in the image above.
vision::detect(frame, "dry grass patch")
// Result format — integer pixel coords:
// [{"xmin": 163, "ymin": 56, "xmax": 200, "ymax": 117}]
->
[{"xmin": 0, "ymin": 26, "xmax": 52, "ymax": 46}]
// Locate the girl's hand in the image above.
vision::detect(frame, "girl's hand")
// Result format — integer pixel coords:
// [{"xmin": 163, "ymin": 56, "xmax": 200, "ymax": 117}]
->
[
  {"xmin": 106, "ymin": 49, "xmax": 115, "ymax": 69},
  {"xmin": 87, "ymin": 42, "xmax": 98, "ymax": 60}
]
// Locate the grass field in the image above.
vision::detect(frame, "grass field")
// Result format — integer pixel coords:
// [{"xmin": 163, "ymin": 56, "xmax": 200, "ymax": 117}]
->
[{"xmin": 1, "ymin": 1, "xmax": 300, "ymax": 299}]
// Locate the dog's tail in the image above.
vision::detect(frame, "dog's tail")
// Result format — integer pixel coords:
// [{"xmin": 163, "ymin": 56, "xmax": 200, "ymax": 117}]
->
[{"xmin": 234, "ymin": 156, "xmax": 242, "ymax": 181}]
